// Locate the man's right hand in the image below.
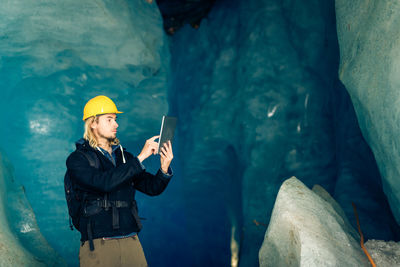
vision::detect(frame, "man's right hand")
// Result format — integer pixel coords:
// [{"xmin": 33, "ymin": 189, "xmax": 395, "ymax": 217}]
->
[{"xmin": 137, "ymin": 135, "xmax": 160, "ymax": 162}]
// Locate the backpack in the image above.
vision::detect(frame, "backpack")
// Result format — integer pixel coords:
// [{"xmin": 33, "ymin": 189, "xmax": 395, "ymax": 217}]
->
[{"xmin": 64, "ymin": 150, "xmax": 99, "ymax": 230}]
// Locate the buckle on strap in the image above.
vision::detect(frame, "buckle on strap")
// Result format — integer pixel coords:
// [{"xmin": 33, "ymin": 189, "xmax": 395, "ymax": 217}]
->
[
  {"xmin": 114, "ymin": 201, "xmax": 129, "ymax": 208},
  {"xmin": 104, "ymin": 194, "xmax": 109, "ymax": 211},
  {"xmin": 89, "ymin": 200, "xmax": 130, "ymax": 209},
  {"xmin": 102, "ymin": 199, "xmax": 109, "ymax": 209}
]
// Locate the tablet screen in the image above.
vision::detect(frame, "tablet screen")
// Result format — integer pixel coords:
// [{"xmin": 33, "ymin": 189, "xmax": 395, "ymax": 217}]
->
[{"xmin": 157, "ymin": 116, "xmax": 177, "ymax": 154}]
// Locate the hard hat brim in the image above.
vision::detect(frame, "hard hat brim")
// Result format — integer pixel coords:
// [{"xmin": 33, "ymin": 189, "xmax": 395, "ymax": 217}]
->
[{"xmin": 82, "ymin": 111, "xmax": 123, "ymax": 121}]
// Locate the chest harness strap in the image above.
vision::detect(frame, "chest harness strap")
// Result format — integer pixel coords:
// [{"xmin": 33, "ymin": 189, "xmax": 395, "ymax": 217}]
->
[{"xmin": 84, "ymin": 146, "xmax": 130, "ymax": 251}]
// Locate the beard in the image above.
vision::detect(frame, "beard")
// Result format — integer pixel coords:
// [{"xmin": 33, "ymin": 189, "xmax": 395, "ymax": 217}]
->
[
  {"xmin": 97, "ymin": 131, "xmax": 117, "ymax": 145},
  {"xmin": 106, "ymin": 137, "xmax": 117, "ymax": 144}
]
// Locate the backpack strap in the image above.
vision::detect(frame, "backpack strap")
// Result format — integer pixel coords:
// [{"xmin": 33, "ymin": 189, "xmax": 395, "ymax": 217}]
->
[
  {"xmin": 75, "ymin": 149, "xmax": 99, "ymax": 251},
  {"xmin": 68, "ymin": 214, "xmax": 73, "ymax": 230},
  {"xmin": 87, "ymin": 219, "xmax": 94, "ymax": 251},
  {"xmin": 77, "ymin": 150, "xmax": 99, "ymax": 169}
]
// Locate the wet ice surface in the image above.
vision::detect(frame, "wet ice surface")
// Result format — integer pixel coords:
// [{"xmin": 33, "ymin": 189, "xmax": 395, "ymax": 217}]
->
[
  {"xmin": 336, "ymin": 0, "xmax": 400, "ymax": 225},
  {"xmin": 0, "ymin": 0, "xmax": 399, "ymax": 266},
  {"xmin": 0, "ymin": 152, "xmax": 66, "ymax": 266},
  {"xmin": 365, "ymin": 240, "xmax": 400, "ymax": 267},
  {"xmin": 169, "ymin": 0, "xmax": 399, "ymax": 265},
  {"xmin": 0, "ymin": 0, "xmax": 170, "ymax": 266}
]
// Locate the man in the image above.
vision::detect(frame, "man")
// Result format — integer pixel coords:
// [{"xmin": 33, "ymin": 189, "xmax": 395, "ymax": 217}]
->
[{"xmin": 66, "ymin": 95, "xmax": 173, "ymax": 267}]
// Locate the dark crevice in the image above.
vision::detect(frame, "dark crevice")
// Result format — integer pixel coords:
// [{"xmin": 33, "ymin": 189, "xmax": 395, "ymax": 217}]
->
[{"xmin": 155, "ymin": 0, "xmax": 216, "ymax": 34}]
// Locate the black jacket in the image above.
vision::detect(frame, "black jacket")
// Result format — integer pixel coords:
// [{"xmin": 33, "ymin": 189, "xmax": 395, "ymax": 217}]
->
[{"xmin": 66, "ymin": 139, "xmax": 172, "ymax": 242}]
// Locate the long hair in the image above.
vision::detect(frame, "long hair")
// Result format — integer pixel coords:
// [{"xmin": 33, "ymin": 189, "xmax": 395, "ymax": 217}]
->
[{"xmin": 83, "ymin": 116, "xmax": 120, "ymax": 148}]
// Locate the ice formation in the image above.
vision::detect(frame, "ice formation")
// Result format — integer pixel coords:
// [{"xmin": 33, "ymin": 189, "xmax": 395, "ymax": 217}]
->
[
  {"xmin": 259, "ymin": 177, "xmax": 368, "ymax": 267},
  {"xmin": 0, "ymin": 0, "xmax": 399, "ymax": 266},
  {"xmin": 0, "ymin": 0, "xmax": 170, "ymax": 265},
  {"xmin": 336, "ymin": 0, "xmax": 400, "ymax": 226},
  {"xmin": 169, "ymin": 0, "xmax": 399, "ymax": 265},
  {"xmin": 0, "ymin": 151, "xmax": 65, "ymax": 266}
]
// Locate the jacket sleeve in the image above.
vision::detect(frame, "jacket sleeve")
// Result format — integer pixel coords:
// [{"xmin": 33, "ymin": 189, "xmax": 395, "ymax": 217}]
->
[
  {"xmin": 134, "ymin": 167, "xmax": 173, "ymax": 196},
  {"xmin": 66, "ymin": 151, "xmax": 145, "ymax": 193}
]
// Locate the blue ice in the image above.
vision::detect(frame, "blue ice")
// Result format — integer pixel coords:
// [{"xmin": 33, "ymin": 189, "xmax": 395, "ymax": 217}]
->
[{"xmin": 0, "ymin": 0, "xmax": 399, "ymax": 266}]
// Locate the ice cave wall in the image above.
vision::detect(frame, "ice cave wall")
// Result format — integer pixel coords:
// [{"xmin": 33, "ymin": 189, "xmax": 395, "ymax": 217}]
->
[
  {"xmin": 0, "ymin": 150, "xmax": 65, "ymax": 266},
  {"xmin": 336, "ymin": 0, "xmax": 400, "ymax": 225},
  {"xmin": 0, "ymin": 0, "xmax": 399, "ymax": 266},
  {"xmin": 0, "ymin": 1, "xmax": 172, "ymax": 266},
  {"xmin": 169, "ymin": 0, "xmax": 400, "ymax": 266}
]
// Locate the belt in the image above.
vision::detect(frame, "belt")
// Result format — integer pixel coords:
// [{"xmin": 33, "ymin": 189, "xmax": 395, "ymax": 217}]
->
[{"xmin": 102, "ymin": 232, "xmax": 138, "ymax": 240}]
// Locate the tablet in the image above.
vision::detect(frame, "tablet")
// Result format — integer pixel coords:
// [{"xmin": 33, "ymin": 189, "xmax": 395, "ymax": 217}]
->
[{"xmin": 157, "ymin": 116, "xmax": 177, "ymax": 154}]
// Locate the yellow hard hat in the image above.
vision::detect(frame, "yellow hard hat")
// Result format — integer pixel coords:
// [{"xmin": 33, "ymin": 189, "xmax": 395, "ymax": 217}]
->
[{"xmin": 82, "ymin": 95, "xmax": 123, "ymax": 121}]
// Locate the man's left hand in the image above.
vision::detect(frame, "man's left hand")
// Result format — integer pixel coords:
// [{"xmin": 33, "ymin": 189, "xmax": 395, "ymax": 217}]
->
[{"xmin": 160, "ymin": 140, "xmax": 173, "ymax": 173}]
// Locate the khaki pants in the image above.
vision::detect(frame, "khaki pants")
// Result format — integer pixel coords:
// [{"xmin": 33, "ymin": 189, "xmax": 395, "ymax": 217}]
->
[{"xmin": 79, "ymin": 235, "xmax": 148, "ymax": 267}]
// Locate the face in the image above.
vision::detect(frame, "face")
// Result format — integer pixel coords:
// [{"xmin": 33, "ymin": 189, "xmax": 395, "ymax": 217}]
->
[{"xmin": 91, "ymin": 113, "xmax": 119, "ymax": 141}]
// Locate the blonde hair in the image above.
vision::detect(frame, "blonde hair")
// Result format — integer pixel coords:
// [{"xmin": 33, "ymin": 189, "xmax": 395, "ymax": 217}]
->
[{"xmin": 83, "ymin": 116, "xmax": 120, "ymax": 148}]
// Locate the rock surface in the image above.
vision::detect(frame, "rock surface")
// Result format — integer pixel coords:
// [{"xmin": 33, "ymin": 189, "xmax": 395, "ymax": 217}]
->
[{"xmin": 259, "ymin": 177, "xmax": 369, "ymax": 266}]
